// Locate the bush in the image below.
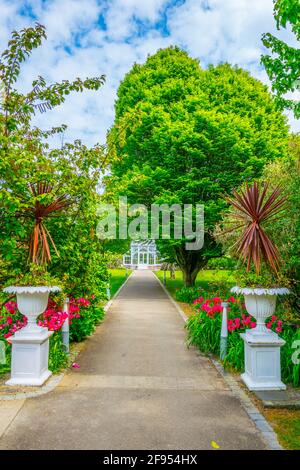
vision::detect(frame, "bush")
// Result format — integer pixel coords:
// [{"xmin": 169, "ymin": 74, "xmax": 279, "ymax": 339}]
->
[
  {"xmin": 206, "ymin": 256, "xmax": 237, "ymax": 270},
  {"xmin": 69, "ymin": 303, "xmax": 105, "ymax": 342},
  {"xmin": 175, "ymin": 286, "xmax": 202, "ymax": 304}
]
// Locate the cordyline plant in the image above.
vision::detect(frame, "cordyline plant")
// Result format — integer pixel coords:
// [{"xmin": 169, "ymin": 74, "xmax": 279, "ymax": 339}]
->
[
  {"xmin": 226, "ymin": 182, "xmax": 286, "ymax": 274},
  {"xmin": 24, "ymin": 182, "xmax": 72, "ymax": 265}
]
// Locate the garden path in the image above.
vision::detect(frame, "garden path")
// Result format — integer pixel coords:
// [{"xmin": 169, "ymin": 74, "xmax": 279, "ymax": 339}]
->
[{"xmin": 0, "ymin": 270, "xmax": 267, "ymax": 450}]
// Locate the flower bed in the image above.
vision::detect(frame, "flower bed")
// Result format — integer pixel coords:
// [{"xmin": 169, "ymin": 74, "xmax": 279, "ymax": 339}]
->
[
  {"xmin": 187, "ymin": 293, "xmax": 300, "ymax": 386},
  {"xmin": 0, "ymin": 295, "xmax": 105, "ymax": 375}
]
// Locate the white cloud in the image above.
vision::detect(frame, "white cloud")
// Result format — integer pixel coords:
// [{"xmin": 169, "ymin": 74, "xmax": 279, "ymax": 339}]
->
[{"xmin": 0, "ymin": 0, "xmax": 298, "ymax": 146}]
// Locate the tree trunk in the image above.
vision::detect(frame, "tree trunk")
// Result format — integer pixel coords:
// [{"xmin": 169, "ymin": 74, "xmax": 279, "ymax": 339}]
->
[
  {"xmin": 174, "ymin": 235, "xmax": 220, "ymax": 287},
  {"xmin": 175, "ymin": 245, "xmax": 205, "ymax": 287},
  {"xmin": 182, "ymin": 267, "xmax": 198, "ymax": 287}
]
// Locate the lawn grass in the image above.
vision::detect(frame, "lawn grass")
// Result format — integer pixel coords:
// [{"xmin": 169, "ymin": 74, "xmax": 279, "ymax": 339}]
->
[
  {"xmin": 109, "ymin": 268, "xmax": 131, "ymax": 297},
  {"xmin": 155, "ymin": 269, "xmax": 236, "ymax": 299},
  {"xmin": 263, "ymin": 409, "xmax": 300, "ymax": 450}
]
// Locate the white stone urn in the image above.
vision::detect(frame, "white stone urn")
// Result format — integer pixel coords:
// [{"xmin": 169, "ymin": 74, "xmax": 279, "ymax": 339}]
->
[
  {"xmin": 231, "ymin": 286, "xmax": 289, "ymax": 391},
  {"xmin": 3, "ymin": 285, "xmax": 60, "ymax": 386},
  {"xmin": 231, "ymin": 286, "xmax": 290, "ymax": 339}
]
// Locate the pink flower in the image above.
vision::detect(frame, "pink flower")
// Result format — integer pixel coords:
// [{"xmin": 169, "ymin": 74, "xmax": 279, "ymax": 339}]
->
[
  {"xmin": 4, "ymin": 301, "xmax": 17, "ymax": 314},
  {"xmin": 212, "ymin": 304, "xmax": 223, "ymax": 313},
  {"xmin": 72, "ymin": 362, "xmax": 80, "ymax": 369},
  {"xmin": 227, "ymin": 296, "xmax": 236, "ymax": 303},
  {"xmin": 250, "ymin": 322, "xmax": 257, "ymax": 328},
  {"xmin": 271, "ymin": 315, "xmax": 277, "ymax": 322},
  {"xmin": 242, "ymin": 315, "xmax": 251, "ymax": 326},
  {"xmin": 193, "ymin": 296, "xmax": 204, "ymax": 305},
  {"xmin": 201, "ymin": 303, "xmax": 211, "ymax": 313},
  {"xmin": 4, "ymin": 332, "xmax": 12, "ymax": 338},
  {"xmin": 6, "ymin": 316, "xmax": 13, "ymax": 325},
  {"xmin": 275, "ymin": 326, "xmax": 282, "ymax": 334}
]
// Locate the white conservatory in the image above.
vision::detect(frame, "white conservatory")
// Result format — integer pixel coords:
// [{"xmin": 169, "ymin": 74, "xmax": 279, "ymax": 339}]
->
[{"xmin": 123, "ymin": 240, "xmax": 161, "ymax": 269}]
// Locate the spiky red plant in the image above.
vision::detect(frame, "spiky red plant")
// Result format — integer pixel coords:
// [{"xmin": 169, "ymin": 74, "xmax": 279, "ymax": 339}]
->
[
  {"xmin": 25, "ymin": 182, "xmax": 71, "ymax": 265},
  {"xmin": 226, "ymin": 182, "xmax": 286, "ymax": 274}
]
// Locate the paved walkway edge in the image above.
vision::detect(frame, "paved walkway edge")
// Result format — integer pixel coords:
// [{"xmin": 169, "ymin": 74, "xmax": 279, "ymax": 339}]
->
[
  {"xmin": 104, "ymin": 271, "xmax": 133, "ymax": 313},
  {"xmin": 153, "ymin": 271, "xmax": 282, "ymax": 450},
  {"xmin": 0, "ymin": 272, "xmax": 133, "ymax": 402}
]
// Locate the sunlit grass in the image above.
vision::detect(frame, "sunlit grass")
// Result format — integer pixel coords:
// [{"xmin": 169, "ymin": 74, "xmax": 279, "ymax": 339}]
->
[
  {"xmin": 155, "ymin": 269, "xmax": 236, "ymax": 299},
  {"xmin": 109, "ymin": 268, "xmax": 131, "ymax": 297}
]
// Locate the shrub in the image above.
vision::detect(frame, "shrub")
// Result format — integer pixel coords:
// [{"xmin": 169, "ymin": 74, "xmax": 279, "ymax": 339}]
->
[
  {"xmin": 69, "ymin": 299, "xmax": 105, "ymax": 343},
  {"xmin": 175, "ymin": 286, "xmax": 203, "ymax": 304},
  {"xmin": 206, "ymin": 256, "xmax": 236, "ymax": 270}
]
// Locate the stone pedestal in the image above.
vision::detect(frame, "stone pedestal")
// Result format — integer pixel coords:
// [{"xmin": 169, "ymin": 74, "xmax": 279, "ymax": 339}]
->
[
  {"xmin": 6, "ymin": 328, "xmax": 53, "ymax": 386},
  {"xmin": 240, "ymin": 331, "xmax": 286, "ymax": 391}
]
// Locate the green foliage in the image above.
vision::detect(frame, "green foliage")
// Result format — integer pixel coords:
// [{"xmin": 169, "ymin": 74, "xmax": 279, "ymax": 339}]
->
[
  {"xmin": 175, "ymin": 286, "xmax": 202, "ymax": 303},
  {"xmin": 280, "ymin": 327, "xmax": 300, "ymax": 386},
  {"xmin": 156, "ymin": 269, "xmax": 235, "ymax": 300},
  {"xmin": 215, "ymin": 138, "xmax": 299, "ymax": 300},
  {"xmin": 0, "ymin": 341, "xmax": 12, "ymax": 375},
  {"xmin": 107, "ymin": 46, "xmax": 289, "ymax": 286},
  {"xmin": 186, "ymin": 311, "xmax": 221, "ymax": 356},
  {"xmin": 262, "ymin": 135, "xmax": 300, "ymax": 312},
  {"xmin": 48, "ymin": 331, "xmax": 68, "ymax": 373},
  {"xmin": 206, "ymin": 256, "xmax": 236, "ymax": 271},
  {"xmin": 69, "ymin": 305, "xmax": 105, "ymax": 343},
  {"xmin": 7, "ymin": 264, "xmax": 64, "ymax": 289},
  {"xmin": 261, "ymin": 0, "xmax": 300, "ymax": 117}
]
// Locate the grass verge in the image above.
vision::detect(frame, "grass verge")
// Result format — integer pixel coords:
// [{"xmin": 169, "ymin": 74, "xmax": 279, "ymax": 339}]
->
[{"xmin": 109, "ymin": 268, "xmax": 131, "ymax": 297}]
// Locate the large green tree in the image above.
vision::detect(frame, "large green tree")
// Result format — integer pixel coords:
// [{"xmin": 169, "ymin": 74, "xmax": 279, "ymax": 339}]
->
[
  {"xmin": 261, "ymin": 0, "xmax": 300, "ymax": 117},
  {"xmin": 107, "ymin": 47, "xmax": 289, "ymax": 286}
]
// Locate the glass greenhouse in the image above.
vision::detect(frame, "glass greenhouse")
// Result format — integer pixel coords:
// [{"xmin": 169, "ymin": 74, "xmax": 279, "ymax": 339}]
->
[{"xmin": 123, "ymin": 240, "xmax": 161, "ymax": 269}]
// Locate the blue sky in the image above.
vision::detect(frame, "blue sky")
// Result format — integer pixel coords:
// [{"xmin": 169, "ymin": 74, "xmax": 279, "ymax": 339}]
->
[{"xmin": 0, "ymin": 0, "xmax": 299, "ymax": 146}]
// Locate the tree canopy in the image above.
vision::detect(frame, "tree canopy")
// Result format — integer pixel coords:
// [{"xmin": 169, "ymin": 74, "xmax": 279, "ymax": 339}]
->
[
  {"xmin": 107, "ymin": 46, "xmax": 289, "ymax": 285},
  {"xmin": 261, "ymin": 0, "xmax": 300, "ymax": 117}
]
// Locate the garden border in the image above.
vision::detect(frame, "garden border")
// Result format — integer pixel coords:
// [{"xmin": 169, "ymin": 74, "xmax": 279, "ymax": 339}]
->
[
  {"xmin": 153, "ymin": 271, "xmax": 283, "ymax": 450},
  {"xmin": 0, "ymin": 271, "xmax": 133, "ymax": 402}
]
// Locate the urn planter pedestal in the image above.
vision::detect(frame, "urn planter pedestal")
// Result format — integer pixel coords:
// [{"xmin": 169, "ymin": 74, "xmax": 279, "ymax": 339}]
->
[
  {"xmin": 231, "ymin": 286, "xmax": 289, "ymax": 391},
  {"xmin": 240, "ymin": 331, "xmax": 286, "ymax": 391},
  {"xmin": 3, "ymin": 285, "xmax": 60, "ymax": 386}
]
